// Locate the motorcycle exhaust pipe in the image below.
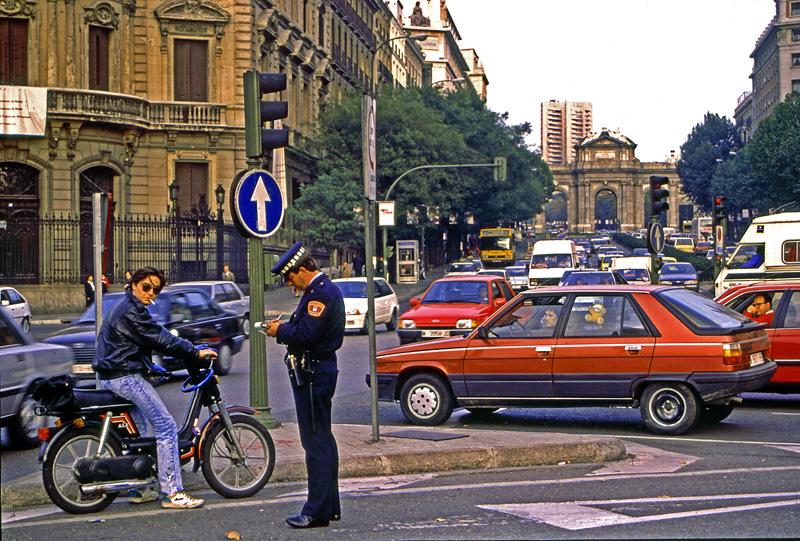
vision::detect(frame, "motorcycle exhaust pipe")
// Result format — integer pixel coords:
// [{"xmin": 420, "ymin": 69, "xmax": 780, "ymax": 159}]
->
[{"xmin": 80, "ymin": 479, "xmax": 153, "ymax": 496}]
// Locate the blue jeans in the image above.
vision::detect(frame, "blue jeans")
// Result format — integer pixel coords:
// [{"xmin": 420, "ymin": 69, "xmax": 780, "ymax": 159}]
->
[{"xmin": 99, "ymin": 373, "xmax": 182, "ymax": 495}]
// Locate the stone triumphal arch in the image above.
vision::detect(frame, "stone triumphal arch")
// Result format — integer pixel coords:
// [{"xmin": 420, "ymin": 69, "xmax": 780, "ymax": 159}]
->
[{"xmin": 536, "ymin": 130, "xmax": 680, "ymax": 234}]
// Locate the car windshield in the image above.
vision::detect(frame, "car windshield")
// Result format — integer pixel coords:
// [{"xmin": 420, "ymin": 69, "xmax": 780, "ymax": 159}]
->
[
  {"xmin": 620, "ymin": 268, "xmax": 649, "ymax": 281},
  {"xmin": 505, "ymin": 267, "xmax": 527, "ymax": 277},
  {"xmin": 449, "ymin": 263, "xmax": 476, "ymax": 273},
  {"xmin": 562, "ymin": 273, "xmax": 615, "ymax": 285},
  {"xmin": 335, "ymin": 281, "xmax": 367, "ymax": 298},
  {"xmin": 75, "ymin": 293, "xmax": 127, "ymax": 323},
  {"xmin": 531, "ymin": 254, "xmax": 572, "ymax": 268},
  {"xmin": 656, "ymin": 288, "xmax": 756, "ymax": 333},
  {"xmin": 422, "ymin": 281, "xmax": 489, "ymax": 304},
  {"xmin": 172, "ymin": 284, "xmax": 213, "ymax": 298},
  {"xmin": 479, "ymin": 270, "xmax": 505, "ymax": 277},
  {"xmin": 661, "ymin": 263, "xmax": 695, "ymax": 274}
]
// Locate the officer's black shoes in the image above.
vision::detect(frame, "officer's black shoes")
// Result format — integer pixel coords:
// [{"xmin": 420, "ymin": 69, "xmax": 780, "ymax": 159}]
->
[{"xmin": 286, "ymin": 514, "xmax": 330, "ymax": 528}]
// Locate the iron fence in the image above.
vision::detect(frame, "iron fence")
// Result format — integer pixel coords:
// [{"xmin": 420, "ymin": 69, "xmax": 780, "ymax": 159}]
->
[{"xmin": 0, "ymin": 214, "xmax": 249, "ymax": 285}]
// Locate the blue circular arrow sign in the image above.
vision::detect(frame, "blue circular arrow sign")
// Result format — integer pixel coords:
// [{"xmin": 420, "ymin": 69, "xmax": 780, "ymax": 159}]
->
[{"xmin": 232, "ymin": 169, "xmax": 284, "ymax": 238}]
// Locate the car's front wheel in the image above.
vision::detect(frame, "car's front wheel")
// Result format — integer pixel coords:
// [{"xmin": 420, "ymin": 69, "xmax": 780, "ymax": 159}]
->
[
  {"xmin": 400, "ymin": 374, "xmax": 453, "ymax": 426},
  {"xmin": 213, "ymin": 344, "xmax": 233, "ymax": 376},
  {"xmin": 20, "ymin": 316, "xmax": 31, "ymax": 334},
  {"xmin": 242, "ymin": 314, "xmax": 250, "ymax": 338},
  {"xmin": 8, "ymin": 391, "xmax": 44, "ymax": 448},
  {"xmin": 640, "ymin": 383, "xmax": 699, "ymax": 435},
  {"xmin": 385, "ymin": 309, "xmax": 398, "ymax": 331}
]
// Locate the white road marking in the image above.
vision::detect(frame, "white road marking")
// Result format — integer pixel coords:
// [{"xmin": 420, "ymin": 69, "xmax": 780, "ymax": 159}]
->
[
  {"xmin": 771, "ymin": 412, "xmax": 800, "ymax": 416},
  {"xmin": 769, "ymin": 445, "xmax": 800, "ymax": 454},
  {"xmin": 610, "ymin": 434, "xmax": 800, "ymax": 447},
  {"xmin": 1, "ymin": 505, "xmax": 62, "ymax": 524},
  {"xmin": 277, "ymin": 473, "xmax": 436, "ymax": 498},
  {"xmin": 6, "ymin": 466, "xmax": 800, "ymax": 530},
  {"xmin": 480, "ymin": 493, "xmax": 800, "ymax": 530},
  {"xmin": 588, "ymin": 442, "xmax": 698, "ymax": 476}
]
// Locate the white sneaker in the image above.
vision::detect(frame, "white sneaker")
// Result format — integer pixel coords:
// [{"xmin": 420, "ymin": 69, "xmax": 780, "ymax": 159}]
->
[{"xmin": 161, "ymin": 491, "xmax": 204, "ymax": 509}]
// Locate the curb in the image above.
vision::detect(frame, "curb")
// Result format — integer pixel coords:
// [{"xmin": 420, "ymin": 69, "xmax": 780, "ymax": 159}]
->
[{"xmin": 0, "ymin": 438, "xmax": 625, "ymax": 510}]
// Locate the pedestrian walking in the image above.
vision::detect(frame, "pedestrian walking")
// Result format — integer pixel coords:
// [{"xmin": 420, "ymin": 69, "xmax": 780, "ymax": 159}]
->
[
  {"xmin": 221, "ymin": 264, "xmax": 235, "ymax": 282},
  {"xmin": 124, "ymin": 270, "xmax": 133, "ymax": 290},
  {"xmin": 101, "ymin": 274, "xmax": 109, "ymax": 294},
  {"xmin": 353, "ymin": 253, "xmax": 364, "ymax": 277},
  {"xmin": 263, "ymin": 242, "xmax": 344, "ymax": 529},
  {"xmin": 83, "ymin": 275, "xmax": 95, "ymax": 307}
]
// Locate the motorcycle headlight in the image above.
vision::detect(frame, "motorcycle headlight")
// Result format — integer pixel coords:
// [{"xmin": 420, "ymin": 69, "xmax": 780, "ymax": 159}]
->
[
  {"xmin": 399, "ymin": 320, "xmax": 416, "ymax": 329},
  {"xmin": 456, "ymin": 319, "xmax": 478, "ymax": 329},
  {"xmin": 346, "ymin": 308, "xmax": 362, "ymax": 316}
]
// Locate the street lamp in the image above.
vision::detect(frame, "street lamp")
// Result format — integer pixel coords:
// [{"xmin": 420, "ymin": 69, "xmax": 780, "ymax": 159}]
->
[
  {"xmin": 214, "ymin": 184, "xmax": 225, "ymax": 280},
  {"xmin": 168, "ymin": 180, "xmax": 182, "ymax": 281},
  {"xmin": 168, "ymin": 180, "xmax": 179, "ymax": 214}
]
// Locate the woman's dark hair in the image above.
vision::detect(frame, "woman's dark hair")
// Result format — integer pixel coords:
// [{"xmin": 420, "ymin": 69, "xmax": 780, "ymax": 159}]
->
[
  {"xmin": 130, "ymin": 267, "xmax": 166, "ymax": 288},
  {"xmin": 287, "ymin": 254, "xmax": 318, "ymax": 276}
]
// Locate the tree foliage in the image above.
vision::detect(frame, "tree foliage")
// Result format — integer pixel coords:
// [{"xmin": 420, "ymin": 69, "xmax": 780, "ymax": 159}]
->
[
  {"xmin": 676, "ymin": 113, "xmax": 740, "ymax": 212},
  {"xmin": 289, "ymin": 86, "xmax": 553, "ymax": 253}
]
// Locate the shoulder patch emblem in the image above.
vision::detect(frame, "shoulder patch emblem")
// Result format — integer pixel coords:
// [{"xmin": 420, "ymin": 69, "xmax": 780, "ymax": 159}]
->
[{"xmin": 307, "ymin": 300, "xmax": 326, "ymax": 317}]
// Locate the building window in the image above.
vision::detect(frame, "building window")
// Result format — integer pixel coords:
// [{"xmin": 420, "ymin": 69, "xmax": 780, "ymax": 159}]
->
[
  {"xmin": 88, "ymin": 26, "xmax": 110, "ymax": 91},
  {"xmin": 793, "ymin": 53, "xmax": 800, "ymax": 67},
  {"xmin": 791, "ymin": 2, "xmax": 800, "ymax": 16},
  {"xmin": 793, "ymin": 28, "xmax": 800, "ymax": 41},
  {"xmin": 793, "ymin": 79, "xmax": 800, "ymax": 94},
  {"xmin": 174, "ymin": 39, "xmax": 208, "ymax": 102},
  {"xmin": 174, "ymin": 162, "xmax": 209, "ymax": 215},
  {"xmin": 318, "ymin": 6, "xmax": 325, "ymax": 46},
  {"xmin": 0, "ymin": 18, "xmax": 28, "ymax": 85}
]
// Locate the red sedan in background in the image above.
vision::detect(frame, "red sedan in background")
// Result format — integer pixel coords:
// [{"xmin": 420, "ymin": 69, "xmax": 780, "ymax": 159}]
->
[
  {"xmin": 715, "ymin": 282, "xmax": 800, "ymax": 392},
  {"xmin": 396, "ymin": 275, "xmax": 515, "ymax": 344}
]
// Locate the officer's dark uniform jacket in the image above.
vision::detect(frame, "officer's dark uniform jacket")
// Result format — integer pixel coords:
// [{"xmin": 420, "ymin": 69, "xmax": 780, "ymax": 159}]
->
[
  {"xmin": 93, "ymin": 289, "xmax": 200, "ymax": 379},
  {"xmin": 275, "ymin": 273, "xmax": 345, "ymax": 364}
]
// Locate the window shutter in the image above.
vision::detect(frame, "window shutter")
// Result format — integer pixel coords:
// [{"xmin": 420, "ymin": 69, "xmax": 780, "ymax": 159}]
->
[
  {"xmin": 174, "ymin": 40, "xmax": 190, "ymax": 101},
  {"xmin": 89, "ymin": 26, "xmax": 110, "ymax": 91},
  {"xmin": 188, "ymin": 41, "xmax": 208, "ymax": 102}
]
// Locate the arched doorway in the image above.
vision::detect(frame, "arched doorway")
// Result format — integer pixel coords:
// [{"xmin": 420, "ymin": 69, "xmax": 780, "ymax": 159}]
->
[
  {"xmin": 544, "ymin": 191, "xmax": 568, "ymax": 231},
  {"xmin": 79, "ymin": 166, "xmax": 116, "ymax": 280},
  {"xmin": 594, "ymin": 189, "xmax": 618, "ymax": 231},
  {"xmin": 0, "ymin": 163, "xmax": 40, "ymax": 283}
]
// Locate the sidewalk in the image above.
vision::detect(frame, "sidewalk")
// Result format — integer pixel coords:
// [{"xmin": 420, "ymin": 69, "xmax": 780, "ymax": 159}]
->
[{"xmin": 0, "ymin": 422, "xmax": 626, "ymax": 509}]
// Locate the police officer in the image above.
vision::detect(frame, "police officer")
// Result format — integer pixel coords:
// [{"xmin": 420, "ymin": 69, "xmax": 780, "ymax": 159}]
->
[{"xmin": 264, "ymin": 242, "xmax": 345, "ymax": 529}]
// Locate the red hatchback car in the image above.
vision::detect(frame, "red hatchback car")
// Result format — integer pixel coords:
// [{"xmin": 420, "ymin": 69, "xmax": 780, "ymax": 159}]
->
[
  {"xmin": 376, "ymin": 285, "xmax": 775, "ymax": 435},
  {"xmin": 396, "ymin": 275, "xmax": 515, "ymax": 344},
  {"xmin": 715, "ymin": 282, "xmax": 800, "ymax": 392}
]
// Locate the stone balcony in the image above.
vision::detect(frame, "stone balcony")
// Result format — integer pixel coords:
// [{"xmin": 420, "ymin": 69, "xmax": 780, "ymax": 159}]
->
[{"xmin": 47, "ymin": 88, "xmax": 228, "ymax": 131}]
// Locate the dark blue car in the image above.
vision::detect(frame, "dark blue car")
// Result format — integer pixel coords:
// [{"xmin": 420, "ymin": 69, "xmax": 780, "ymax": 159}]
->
[
  {"xmin": 657, "ymin": 262, "xmax": 699, "ymax": 292},
  {"xmin": 44, "ymin": 290, "xmax": 244, "ymax": 378}
]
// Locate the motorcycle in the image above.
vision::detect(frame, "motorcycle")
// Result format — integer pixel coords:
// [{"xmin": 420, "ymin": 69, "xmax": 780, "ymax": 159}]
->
[{"xmin": 33, "ymin": 361, "xmax": 275, "ymax": 515}]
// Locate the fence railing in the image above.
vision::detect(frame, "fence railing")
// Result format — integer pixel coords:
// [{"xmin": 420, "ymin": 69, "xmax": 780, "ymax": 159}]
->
[{"xmin": 0, "ymin": 214, "xmax": 248, "ymax": 285}]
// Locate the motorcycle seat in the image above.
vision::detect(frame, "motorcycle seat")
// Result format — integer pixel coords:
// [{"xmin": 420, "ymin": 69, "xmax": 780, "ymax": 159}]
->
[{"xmin": 73, "ymin": 388, "xmax": 135, "ymax": 410}]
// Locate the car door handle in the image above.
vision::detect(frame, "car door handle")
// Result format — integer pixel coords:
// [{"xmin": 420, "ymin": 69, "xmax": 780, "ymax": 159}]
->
[
  {"xmin": 625, "ymin": 345, "xmax": 642, "ymax": 353},
  {"xmin": 535, "ymin": 346, "xmax": 551, "ymax": 358}
]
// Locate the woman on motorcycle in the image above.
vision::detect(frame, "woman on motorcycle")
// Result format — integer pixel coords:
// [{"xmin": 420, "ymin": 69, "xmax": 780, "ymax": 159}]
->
[{"xmin": 92, "ymin": 266, "xmax": 217, "ymax": 509}]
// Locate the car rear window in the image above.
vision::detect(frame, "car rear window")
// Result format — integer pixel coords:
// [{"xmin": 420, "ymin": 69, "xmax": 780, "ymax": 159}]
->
[
  {"xmin": 423, "ymin": 281, "xmax": 488, "ymax": 304},
  {"xmin": 656, "ymin": 288, "xmax": 758, "ymax": 334},
  {"xmin": 335, "ymin": 281, "xmax": 367, "ymax": 298}
]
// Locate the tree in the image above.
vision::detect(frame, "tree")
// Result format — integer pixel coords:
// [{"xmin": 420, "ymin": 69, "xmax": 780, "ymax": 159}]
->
[
  {"xmin": 676, "ymin": 113, "xmax": 740, "ymax": 212},
  {"xmin": 747, "ymin": 92, "xmax": 800, "ymax": 209}
]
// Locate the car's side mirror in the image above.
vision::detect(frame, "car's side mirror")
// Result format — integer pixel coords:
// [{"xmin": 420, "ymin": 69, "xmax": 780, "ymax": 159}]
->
[
  {"xmin": 410, "ymin": 298, "xmax": 421, "ymax": 307},
  {"xmin": 493, "ymin": 298, "xmax": 506, "ymax": 307},
  {"xmin": 0, "ymin": 299, "xmax": 8, "ymax": 306},
  {"xmin": 476, "ymin": 326, "xmax": 490, "ymax": 340}
]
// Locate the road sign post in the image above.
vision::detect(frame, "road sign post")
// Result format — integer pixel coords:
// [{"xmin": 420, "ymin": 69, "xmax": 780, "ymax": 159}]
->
[{"xmin": 230, "ymin": 169, "xmax": 285, "ymax": 429}]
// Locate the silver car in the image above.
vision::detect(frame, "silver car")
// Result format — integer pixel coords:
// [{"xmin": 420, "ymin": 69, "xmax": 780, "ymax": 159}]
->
[
  {"xmin": 166, "ymin": 280, "xmax": 251, "ymax": 337},
  {"xmin": 0, "ymin": 286, "xmax": 32, "ymax": 333},
  {"xmin": 0, "ymin": 309, "xmax": 72, "ymax": 448}
]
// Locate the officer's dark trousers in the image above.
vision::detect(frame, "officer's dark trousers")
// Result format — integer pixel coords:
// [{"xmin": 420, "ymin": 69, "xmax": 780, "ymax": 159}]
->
[{"xmin": 291, "ymin": 363, "xmax": 340, "ymax": 520}]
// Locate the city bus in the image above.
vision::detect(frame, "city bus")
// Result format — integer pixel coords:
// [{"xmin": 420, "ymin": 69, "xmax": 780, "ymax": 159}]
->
[
  {"xmin": 479, "ymin": 227, "xmax": 515, "ymax": 268},
  {"xmin": 692, "ymin": 216, "xmax": 713, "ymax": 241}
]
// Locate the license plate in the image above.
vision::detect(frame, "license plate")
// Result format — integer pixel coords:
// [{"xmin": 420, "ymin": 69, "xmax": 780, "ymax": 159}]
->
[
  {"xmin": 72, "ymin": 364, "xmax": 94, "ymax": 374},
  {"xmin": 750, "ymin": 351, "xmax": 764, "ymax": 366},
  {"xmin": 346, "ymin": 320, "xmax": 355, "ymax": 325},
  {"xmin": 421, "ymin": 330, "xmax": 449, "ymax": 338}
]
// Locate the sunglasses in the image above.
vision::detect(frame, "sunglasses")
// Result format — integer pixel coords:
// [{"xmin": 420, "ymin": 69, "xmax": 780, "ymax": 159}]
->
[{"xmin": 140, "ymin": 283, "xmax": 162, "ymax": 295}]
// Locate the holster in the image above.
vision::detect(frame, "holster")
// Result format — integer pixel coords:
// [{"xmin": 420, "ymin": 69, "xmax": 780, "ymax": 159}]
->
[{"xmin": 284, "ymin": 352, "xmax": 305, "ymax": 387}]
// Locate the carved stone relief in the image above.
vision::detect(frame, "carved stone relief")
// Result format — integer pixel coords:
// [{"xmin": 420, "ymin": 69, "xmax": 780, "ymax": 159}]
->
[
  {"xmin": 0, "ymin": 0, "xmax": 36, "ymax": 18},
  {"xmin": 84, "ymin": 2, "xmax": 120, "ymax": 29},
  {"xmin": 154, "ymin": 0, "xmax": 231, "ymax": 52}
]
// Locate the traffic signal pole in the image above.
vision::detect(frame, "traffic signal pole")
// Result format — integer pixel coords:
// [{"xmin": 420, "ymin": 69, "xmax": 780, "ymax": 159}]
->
[
  {"xmin": 712, "ymin": 196, "xmax": 727, "ymax": 280},
  {"xmin": 648, "ymin": 176, "xmax": 670, "ymax": 284}
]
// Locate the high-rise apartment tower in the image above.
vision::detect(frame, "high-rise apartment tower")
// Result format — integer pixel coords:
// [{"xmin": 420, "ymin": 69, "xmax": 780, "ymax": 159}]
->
[{"xmin": 541, "ymin": 100, "xmax": 593, "ymax": 165}]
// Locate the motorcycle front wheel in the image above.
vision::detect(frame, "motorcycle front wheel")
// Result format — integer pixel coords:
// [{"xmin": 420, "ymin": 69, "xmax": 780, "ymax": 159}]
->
[
  {"xmin": 42, "ymin": 427, "xmax": 122, "ymax": 514},
  {"xmin": 201, "ymin": 414, "xmax": 275, "ymax": 498}
]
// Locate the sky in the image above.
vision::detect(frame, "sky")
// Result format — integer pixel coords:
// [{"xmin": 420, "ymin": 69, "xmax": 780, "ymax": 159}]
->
[{"xmin": 450, "ymin": 0, "xmax": 776, "ymax": 161}]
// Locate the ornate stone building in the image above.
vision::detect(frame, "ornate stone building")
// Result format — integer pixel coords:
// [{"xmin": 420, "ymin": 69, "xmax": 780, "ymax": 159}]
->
[
  {"xmin": 536, "ymin": 130, "xmax": 681, "ymax": 234},
  {"xmin": 0, "ymin": 0, "xmax": 429, "ymax": 284}
]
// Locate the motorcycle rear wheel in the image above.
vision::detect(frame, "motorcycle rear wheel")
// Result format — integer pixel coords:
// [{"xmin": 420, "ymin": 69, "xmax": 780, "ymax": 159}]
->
[
  {"xmin": 42, "ymin": 427, "xmax": 122, "ymax": 514},
  {"xmin": 201, "ymin": 414, "xmax": 275, "ymax": 498}
]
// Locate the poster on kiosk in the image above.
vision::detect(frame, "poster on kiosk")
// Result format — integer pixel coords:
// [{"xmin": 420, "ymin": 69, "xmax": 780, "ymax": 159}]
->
[{"xmin": 396, "ymin": 240, "xmax": 419, "ymax": 284}]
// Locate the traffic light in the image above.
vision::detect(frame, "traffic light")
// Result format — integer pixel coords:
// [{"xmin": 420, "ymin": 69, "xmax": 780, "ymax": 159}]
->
[
  {"xmin": 649, "ymin": 175, "xmax": 670, "ymax": 217},
  {"xmin": 494, "ymin": 156, "xmax": 507, "ymax": 182},
  {"xmin": 713, "ymin": 195, "xmax": 727, "ymax": 226},
  {"xmin": 243, "ymin": 70, "xmax": 288, "ymax": 159}
]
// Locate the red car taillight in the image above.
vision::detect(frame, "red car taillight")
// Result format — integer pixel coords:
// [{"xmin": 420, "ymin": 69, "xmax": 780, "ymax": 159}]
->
[
  {"xmin": 38, "ymin": 427, "xmax": 50, "ymax": 441},
  {"xmin": 722, "ymin": 342, "xmax": 745, "ymax": 366}
]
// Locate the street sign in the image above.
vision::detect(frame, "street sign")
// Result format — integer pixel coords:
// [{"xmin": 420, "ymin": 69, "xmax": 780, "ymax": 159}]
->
[
  {"xmin": 362, "ymin": 95, "xmax": 376, "ymax": 200},
  {"xmin": 378, "ymin": 201, "xmax": 395, "ymax": 226},
  {"xmin": 715, "ymin": 225, "xmax": 724, "ymax": 246},
  {"xmin": 231, "ymin": 168, "xmax": 284, "ymax": 238},
  {"xmin": 647, "ymin": 222, "xmax": 665, "ymax": 254}
]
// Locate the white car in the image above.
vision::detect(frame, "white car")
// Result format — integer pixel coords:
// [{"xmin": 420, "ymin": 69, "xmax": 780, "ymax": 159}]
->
[
  {"xmin": 0, "ymin": 286, "xmax": 32, "ymax": 333},
  {"xmin": 333, "ymin": 277, "xmax": 399, "ymax": 333},
  {"xmin": 445, "ymin": 261, "xmax": 479, "ymax": 276},
  {"xmin": 165, "ymin": 281, "xmax": 250, "ymax": 337},
  {"xmin": 504, "ymin": 265, "xmax": 529, "ymax": 292}
]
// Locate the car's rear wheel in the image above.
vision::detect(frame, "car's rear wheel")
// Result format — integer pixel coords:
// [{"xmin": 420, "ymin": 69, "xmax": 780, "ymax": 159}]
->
[
  {"xmin": 640, "ymin": 383, "xmax": 699, "ymax": 435},
  {"xmin": 242, "ymin": 314, "xmax": 250, "ymax": 338},
  {"xmin": 8, "ymin": 391, "xmax": 44, "ymax": 448},
  {"xmin": 20, "ymin": 316, "xmax": 31, "ymax": 334},
  {"xmin": 400, "ymin": 374, "xmax": 453, "ymax": 426},
  {"xmin": 213, "ymin": 344, "xmax": 233, "ymax": 376},
  {"xmin": 385, "ymin": 309, "xmax": 398, "ymax": 331},
  {"xmin": 699, "ymin": 403, "xmax": 735, "ymax": 424}
]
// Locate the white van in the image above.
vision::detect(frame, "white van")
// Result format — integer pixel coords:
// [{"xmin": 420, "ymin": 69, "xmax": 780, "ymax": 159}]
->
[
  {"xmin": 714, "ymin": 212, "xmax": 800, "ymax": 297},
  {"xmin": 610, "ymin": 256, "xmax": 652, "ymax": 284},
  {"xmin": 528, "ymin": 239, "xmax": 578, "ymax": 287}
]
